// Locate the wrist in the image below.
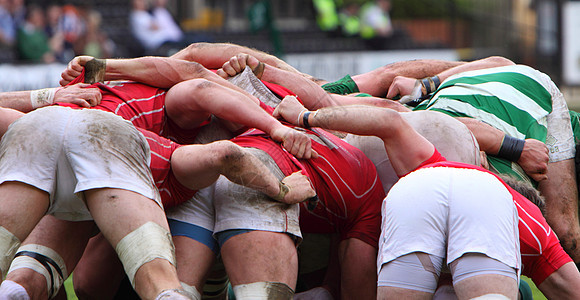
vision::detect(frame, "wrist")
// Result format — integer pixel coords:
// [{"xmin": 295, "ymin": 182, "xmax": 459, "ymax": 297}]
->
[
  {"xmin": 297, "ymin": 109, "xmax": 307, "ymax": 127},
  {"xmin": 30, "ymin": 87, "xmax": 58, "ymax": 109},
  {"xmin": 272, "ymin": 181, "xmax": 290, "ymax": 202},
  {"xmin": 497, "ymin": 135, "xmax": 525, "ymax": 162},
  {"xmin": 302, "ymin": 111, "xmax": 312, "ymax": 128},
  {"xmin": 420, "ymin": 75, "xmax": 441, "ymax": 95}
]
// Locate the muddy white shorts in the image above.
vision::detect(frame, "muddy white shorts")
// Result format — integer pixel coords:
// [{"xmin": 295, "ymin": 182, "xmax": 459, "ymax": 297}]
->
[{"xmin": 0, "ymin": 106, "xmax": 160, "ymax": 221}]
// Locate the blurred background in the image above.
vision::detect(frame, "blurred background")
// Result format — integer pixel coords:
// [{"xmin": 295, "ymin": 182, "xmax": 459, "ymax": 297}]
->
[{"xmin": 1, "ymin": 0, "xmax": 579, "ymax": 109}]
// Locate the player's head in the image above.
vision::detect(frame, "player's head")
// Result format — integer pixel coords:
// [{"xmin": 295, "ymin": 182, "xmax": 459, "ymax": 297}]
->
[{"xmin": 500, "ymin": 174, "xmax": 545, "ymax": 213}]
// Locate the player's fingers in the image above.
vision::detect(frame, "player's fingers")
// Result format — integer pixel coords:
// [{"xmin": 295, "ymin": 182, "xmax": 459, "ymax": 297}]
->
[
  {"xmin": 71, "ymin": 98, "xmax": 90, "ymax": 108},
  {"xmin": 272, "ymin": 105, "xmax": 281, "ymax": 118},
  {"xmin": 236, "ymin": 54, "xmax": 248, "ymax": 70},
  {"xmin": 60, "ymin": 73, "xmax": 76, "ymax": 85},
  {"xmin": 294, "ymin": 141, "xmax": 306, "ymax": 159},
  {"xmin": 222, "ymin": 63, "xmax": 237, "ymax": 77},
  {"xmin": 229, "ymin": 56, "xmax": 242, "ymax": 73},
  {"xmin": 310, "ymin": 149, "xmax": 318, "ymax": 159},
  {"xmin": 386, "ymin": 84, "xmax": 400, "ymax": 99},
  {"xmin": 216, "ymin": 69, "xmax": 229, "ymax": 79},
  {"xmin": 83, "ymin": 94, "xmax": 98, "ymax": 106}
]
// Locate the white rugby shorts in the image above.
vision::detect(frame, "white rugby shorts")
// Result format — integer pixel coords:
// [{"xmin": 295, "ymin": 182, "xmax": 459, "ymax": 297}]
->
[
  {"xmin": 377, "ymin": 166, "xmax": 520, "ymax": 273},
  {"xmin": 0, "ymin": 106, "xmax": 160, "ymax": 221}
]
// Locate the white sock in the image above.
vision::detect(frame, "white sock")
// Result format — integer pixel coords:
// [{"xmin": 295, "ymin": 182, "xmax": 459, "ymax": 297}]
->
[{"xmin": 0, "ymin": 280, "xmax": 30, "ymax": 300}]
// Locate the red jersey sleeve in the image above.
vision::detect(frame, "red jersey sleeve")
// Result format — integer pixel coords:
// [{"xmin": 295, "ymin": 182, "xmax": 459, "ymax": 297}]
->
[{"xmin": 515, "ymin": 194, "xmax": 573, "ymax": 285}]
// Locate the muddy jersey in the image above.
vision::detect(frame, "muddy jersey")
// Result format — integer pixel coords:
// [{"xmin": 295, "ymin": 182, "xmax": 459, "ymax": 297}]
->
[
  {"xmin": 64, "ymin": 70, "xmax": 207, "ymax": 143},
  {"xmin": 232, "ymin": 127, "xmax": 385, "ymax": 248}
]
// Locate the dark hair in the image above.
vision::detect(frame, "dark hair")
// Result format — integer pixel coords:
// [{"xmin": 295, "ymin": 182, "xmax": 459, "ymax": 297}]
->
[{"xmin": 499, "ymin": 174, "xmax": 545, "ymax": 214}]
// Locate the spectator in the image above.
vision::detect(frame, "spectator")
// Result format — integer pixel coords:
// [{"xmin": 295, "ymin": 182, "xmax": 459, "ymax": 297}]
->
[
  {"xmin": 152, "ymin": 0, "xmax": 182, "ymax": 43},
  {"xmin": 16, "ymin": 4, "xmax": 55, "ymax": 63},
  {"xmin": 130, "ymin": 0, "xmax": 182, "ymax": 53},
  {"xmin": 45, "ymin": 3, "xmax": 75, "ymax": 63},
  {"xmin": 339, "ymin": 1, "xmax": 361, "ymax": 37},
  {"xmin": 0, "ymin": 0, "xmax": 15, "ymax": 46},
  {"xmin": 9, "ymin": 0, "xmax": 25, "ymax": 29},
  {"xmin": 60, "ymin": 4, "xmax": 85, "ymax": 49},
  {"xmin": 360, "ymin": 0, "xmax": 393, "ymax": 39},
  {"xmin": 74, "ymin": 10, "xmax": 115, "ymax": 58},
  {"xmin": 312, "ymin": 0, "xmax": 340, "ymax": 35}
]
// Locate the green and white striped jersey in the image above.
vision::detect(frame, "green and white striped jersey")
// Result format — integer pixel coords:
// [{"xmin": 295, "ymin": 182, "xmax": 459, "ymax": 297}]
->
[{"xmin": 414, "ymin": 65, "xmax": 554, "ymax": 184}]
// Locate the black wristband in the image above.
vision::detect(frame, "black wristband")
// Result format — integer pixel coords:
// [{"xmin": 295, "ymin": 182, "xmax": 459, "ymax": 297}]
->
[
  {"xmin": 421, "ymin": 76, "xmax": 441, "ymax": 95},
  {"xmin": 497, "ymin": 135, "xmax": 525, "ymax": 162},
  {"xmin": 302, "ymin": 111, "xmax": 312, "ymax": 128},
  {"xmin": 430, "ymin": 75, "xmax": 441, "ymax": 90},
  {"xmin": 421, "ymin": 78, "xmax": 432, "ymax": 94}
]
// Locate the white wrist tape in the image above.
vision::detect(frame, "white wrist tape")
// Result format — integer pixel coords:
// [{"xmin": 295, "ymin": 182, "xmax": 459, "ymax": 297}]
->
[
  {"xmin": 0, "ymin": 226, "xmax": 21, "ymax": 278},
  {"xmin": 30, "ymin": 88, "xmax": 58, "ymax": 109},
  {"xmin": 8, "ymin": 244, "xmax": 68, "ymax": 299},
  {"xmin": 115, "ymin": 222, "xmax": 176, "ymax": 287}
]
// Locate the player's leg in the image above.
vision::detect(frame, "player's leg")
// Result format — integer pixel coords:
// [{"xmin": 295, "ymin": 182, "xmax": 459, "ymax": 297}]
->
[
  {"xmin": 337, "ymin": 238, "xmax": 377, "ymax": 299},
  {"xmin": 377, "ymin": 252, "xmax": 442, "ymax": 300},
  {"xmin": 2, "ymin": 216, "xmax": 96, "ymax": 299},
  {"xmin": 167, "ymin": 185, "xmax": 221, "ymax": 300},
  {"xmin": 212, "ymin": 148, "xmax": 300, "ymax": 299},
  {"xmin": 85, "ymin": 188, "xmax": 183, "ymax": 300},
  {"xmin": 67, "ymin": 109, "xmax": 187, "ymax": 300},
  {"xmin": 171, "ymin": 141, "xmax": 315, "ymax": 204},
  {"xmin": 450, "ymin": 254, "xmax": 518, "ymax": 300},
  {"xmin": 219, "ymin": 230, "xmax": 298, "ymax": 297},
  {"xmin": 0, "ymin": 182, "xmax": 49, "ymax": 280},
  {"xmin": 172, "ymin": 234, "xmax": 216, "ymax": 299},
  {"xmin": 73, "ymin": 233, "xmax": 127, "ymax": 299}
]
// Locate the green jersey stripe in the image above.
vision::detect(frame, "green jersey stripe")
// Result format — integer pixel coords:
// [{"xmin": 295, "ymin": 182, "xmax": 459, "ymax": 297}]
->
[
  {"xmin": 434, "ymin": 81, "xmax": 550, "ymax": 118},
  {"xmin": 439, "ymin": 74, "xmax": 551, "ymax": 112}
]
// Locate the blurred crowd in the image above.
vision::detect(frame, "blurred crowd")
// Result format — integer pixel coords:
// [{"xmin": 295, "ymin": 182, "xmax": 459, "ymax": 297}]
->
[
  {"xmin": 313, "ymin": 0, "xmax": 403, "ymax": 50},
  {"xmin": 0, "ymin": 0, "xmax": 114, "ymax": 63}
]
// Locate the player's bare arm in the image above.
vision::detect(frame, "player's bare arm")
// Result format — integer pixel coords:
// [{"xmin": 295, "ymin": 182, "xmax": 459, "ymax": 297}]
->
[
  {"xmin": 456, "ymin": 117, "xmax": 549, "ymax": 181},
  {"xmin": 274, "ymin": 95, "xmax": 434, "ymax": 176},
  {"xmin": 170, "ymin": 42, "xmax": 311, "ymax": 79},
  {"xmin": 0, "ymin": 84, "xmax": 101, "ymax": 113}
]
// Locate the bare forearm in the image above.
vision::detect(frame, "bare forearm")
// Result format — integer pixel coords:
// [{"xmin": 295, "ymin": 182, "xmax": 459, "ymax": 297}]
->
[
  {"xmin": 261, "ymin": 64, "xmax": 334, "ymax": 109},
  {"xmin": 330, "ymin": 95, "xmax": 411, "ymax": 112},
  {"xmin": 456, "ymin": 117, "xmax": 503, "ymax": 154},
  {"xmin": 104, "ymin": 57, "xmax": 215, "ymax": 88},
  {"xmin": 171, "ymin": 42, "xmax": 303, "ymax": 75},
  {"xmin": 437, "ymin": 56, "xmax": 515, "ymax": 82},
  {"xmin": 0, "ymin": 91, "xmax": 34, "ymax": 112},
  {"xmin": 354, "ymin": 59, "xmax": 464, "ymax": 97},
  {"xmin": 308, "ymin": 105, "xmax": 434, "ymax": 175}
]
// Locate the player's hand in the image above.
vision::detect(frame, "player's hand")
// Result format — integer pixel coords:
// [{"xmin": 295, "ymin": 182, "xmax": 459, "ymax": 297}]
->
[
  {"xmin": 54, "ymin": 83, "xmax": 102, "ymax": 108},
  {"xmin": 273, "ymin": 95, "xmax": 307, "ymax": 126},
  {"xmin": 60, "ymin": 56, "xmax": 95, "ymax": 86},
  {"xmin": 277, "ymin": 171, "xmax": 317, "ymax": 205},
  {"xmin": 270, "ymin": 126, "xmax": 317, "ymax": 159},
  {"xmin": 518, "ymin": 139, "xmax": 549, "ymax": 182},
  {"xmin": 217, "ymin": 53, "xmax": 264, "ymax": 79},
  {"xmin": 387, "ymin": 75, "xmax": 422, "ymax": 100}
]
